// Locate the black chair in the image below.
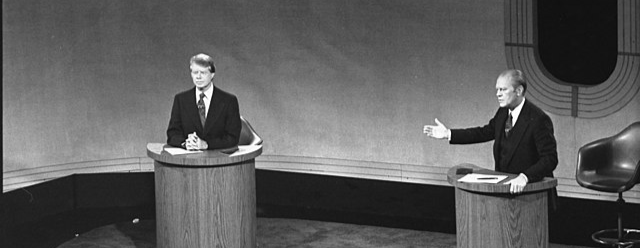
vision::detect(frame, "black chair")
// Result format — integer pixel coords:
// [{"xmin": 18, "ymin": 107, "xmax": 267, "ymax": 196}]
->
[
  {"xmin": 576, "ymin": 122, "xmax": 640, "ymax": 248},
  {"xmin": 238, "ymin": 116, "xmax": 263, "ymax": 146}
]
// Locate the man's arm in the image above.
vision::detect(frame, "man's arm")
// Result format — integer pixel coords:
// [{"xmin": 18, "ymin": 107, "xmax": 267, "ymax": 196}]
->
[
  {"xmin": 449, "ymin": 112, "xmax": 498, "ymax": 144},
  {"xmin": 505, "ymin": 114, "xmax": 557, "ymax": 193},
  {"xmin": 424, "ymin": 110, "xmax": 499, "ymax": 144},
  {"xmin": 166, "ymin": 94, "xmax": 186, "ymax": 148},
  {"xmin": 203, "ymin": 95, "xmax": 241, "ymax": 149},
  {"xmin": 523, "ymin": 114, "xmax": 558, "ymax": 182}
]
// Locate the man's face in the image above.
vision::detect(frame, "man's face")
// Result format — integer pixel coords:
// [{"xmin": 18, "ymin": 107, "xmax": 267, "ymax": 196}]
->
[
  {"xmin": 190, "ymin": 63, "xmax": 214, "ymax": 90},
  {"xmin": 495, "ymin": 76, "xmax": 521, "ymax": 109}
]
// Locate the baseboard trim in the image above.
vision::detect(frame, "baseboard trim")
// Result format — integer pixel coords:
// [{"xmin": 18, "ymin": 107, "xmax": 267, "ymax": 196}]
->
[
  {"xmin": 3, "ymin": 169, "xmax": 638, "ymax": 248},
  {"xmin": 4, "ymin": 154, "xmax": 639, "ymax": 203},
  {"xmin": 3, "ymin": 157, "xmax": 154, "ymax": 193}
]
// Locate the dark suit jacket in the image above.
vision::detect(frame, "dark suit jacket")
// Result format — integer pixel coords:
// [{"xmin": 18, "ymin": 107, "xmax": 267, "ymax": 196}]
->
[
  {"xmin": 450, "ymin": 100, "xmax": 558, "ymax": 182},
  {"xmin": 167, "ymin": 86, "xmax": 241, "ymax": 150}
]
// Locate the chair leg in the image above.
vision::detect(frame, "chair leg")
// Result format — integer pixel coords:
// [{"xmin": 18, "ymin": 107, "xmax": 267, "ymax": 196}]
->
[
  {"xmin": 590, "ymin": 193, "xmax": 640, "ymax": 248},
  {"xmin": 617, "ymin": 192, "xmax": 624, "ymax": 242}
]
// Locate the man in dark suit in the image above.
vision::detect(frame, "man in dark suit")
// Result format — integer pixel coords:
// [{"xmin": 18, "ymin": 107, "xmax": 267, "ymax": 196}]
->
[
  {"xmin": 167, "ymin": 53, "xmax": 241, "ymax": 150},
  {"xmin": 423, "ymin": 69, "xmax": 558, "ymax": 194}
]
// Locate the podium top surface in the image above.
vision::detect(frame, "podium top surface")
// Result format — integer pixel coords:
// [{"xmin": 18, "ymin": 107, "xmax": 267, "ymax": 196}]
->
[
  {"xmin": 447, "ymin": 163, "xmax": 557, "ymax": 194},
  {"xmin": 147, "ymin": 143, "xmax": 262, "ymax": 167}
]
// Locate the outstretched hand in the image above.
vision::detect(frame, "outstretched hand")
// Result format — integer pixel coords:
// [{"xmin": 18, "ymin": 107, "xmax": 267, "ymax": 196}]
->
[{"xmin": 423, "ymin": 118, "xmax": 450, "ymax": 139}]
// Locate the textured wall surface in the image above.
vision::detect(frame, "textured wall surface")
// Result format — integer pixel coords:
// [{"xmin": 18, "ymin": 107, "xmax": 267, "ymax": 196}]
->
[{"xmin": 3, "ymin": 0, "xmax": 639, "ymax": 199}]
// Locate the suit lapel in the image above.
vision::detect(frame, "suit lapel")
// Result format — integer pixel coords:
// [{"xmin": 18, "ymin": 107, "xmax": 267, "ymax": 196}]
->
[
  {"xmin": 502, "ymin": 101, "xmax": 532, "ymax": 168},
  {"xmin": 203, "ymin": 87, "xmax": 226, "ymax": 135},
  {"xmin": 494, "ymin": 108, "xmax": 508, "ymax": 170},
  {"xmin": 185, "ymin": 87, "xmax": 204, "ymax": 132},
  {"xmin": 496, "ymin": 108, "xmax": 509, "ymax": 140}
]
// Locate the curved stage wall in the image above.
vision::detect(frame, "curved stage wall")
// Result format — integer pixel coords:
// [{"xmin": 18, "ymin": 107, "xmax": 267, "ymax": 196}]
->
[{"xmin": 3, "ymin": 0, "xmax": 639, "ymax": 203}]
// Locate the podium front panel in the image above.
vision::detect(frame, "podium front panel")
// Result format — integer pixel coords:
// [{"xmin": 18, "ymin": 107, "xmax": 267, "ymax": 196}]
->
[
  {"xmin": 155, "ymin": 159, "xmax": 256, "ymax": 248},
  {"xmin": 148, "ymin": 143, "xmax": 262, "ymax": 248},
  {"xmin": 455, "ymin": 188, "xmax": 548, "ymax": 248},
  {"xmin": 448, "ymin": 164, "xmax": 556, "ymax": 248}
]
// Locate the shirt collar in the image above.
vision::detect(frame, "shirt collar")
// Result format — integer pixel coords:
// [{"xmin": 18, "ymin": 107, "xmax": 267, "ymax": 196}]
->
[{"xmin": 196, "ymin": 85, "xmax": 214, "ymax": 100}]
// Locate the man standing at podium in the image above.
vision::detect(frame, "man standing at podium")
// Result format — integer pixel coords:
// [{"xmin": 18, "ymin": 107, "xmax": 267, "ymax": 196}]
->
[
  {"xmin": 167, "ymin": 53, "xmax": 241, "ymax": 150},
  {"xmin": 423, "ymin": 69, "xmax": 558, "ymax": 195}
]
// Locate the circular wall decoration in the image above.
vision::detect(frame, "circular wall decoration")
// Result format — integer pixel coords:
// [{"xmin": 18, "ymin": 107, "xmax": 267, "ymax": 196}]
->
[{"xmin": 504, "ymin": 0, "xmax": 639, "ymax": 118}]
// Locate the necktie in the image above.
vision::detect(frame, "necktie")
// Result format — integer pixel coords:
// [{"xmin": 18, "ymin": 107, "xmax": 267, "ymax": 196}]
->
[
  {"xmin": 198, "ymin": 93, "xmax": 206, "ymax": 127},
  {"xmin": 505, "ymin": 113, "xmax": 513, "ymax": 137}
]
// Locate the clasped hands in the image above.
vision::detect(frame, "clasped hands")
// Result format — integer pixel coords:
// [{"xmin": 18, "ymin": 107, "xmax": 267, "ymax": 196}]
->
[
  {"xmin": 185, "ymin": 132, "xmax": 208, "ymax": 150},
  {"xmin": 423, "ymin": 118, "xmax": 528, "ymax": 194}
]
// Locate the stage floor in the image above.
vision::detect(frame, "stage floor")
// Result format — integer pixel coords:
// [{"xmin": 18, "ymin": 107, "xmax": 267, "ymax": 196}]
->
[{"xmin": 58, "ymin": 218, "xmax": 594, "ymax": 248}]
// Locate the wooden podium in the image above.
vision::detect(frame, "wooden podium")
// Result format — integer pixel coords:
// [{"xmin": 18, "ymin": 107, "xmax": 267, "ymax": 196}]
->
[
  {"xmin": 447, "ymin": 163, "xmax": 557, "ymax": 248},
  {"xmin": 147, "ymin": 143, "xmax": 262, "ymax": 248}
]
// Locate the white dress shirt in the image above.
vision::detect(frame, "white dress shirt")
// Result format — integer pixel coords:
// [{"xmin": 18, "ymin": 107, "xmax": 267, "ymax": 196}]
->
[
  {"xmin": 509, "ymin": 97, "xmax": 525, "ymax": 127},
  {"xmin": 196, "ymin": 86, "xmax": 214, "ymax": 118}
]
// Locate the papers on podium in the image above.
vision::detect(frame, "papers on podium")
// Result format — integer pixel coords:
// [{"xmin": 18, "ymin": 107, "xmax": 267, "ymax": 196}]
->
[
  {"xmin": 457, "ymin": 173, "xmax": 508, "ymax": 184},
  {"xmin": 164, "ymin": 147, "xmax": 203, "ymax": 155}
]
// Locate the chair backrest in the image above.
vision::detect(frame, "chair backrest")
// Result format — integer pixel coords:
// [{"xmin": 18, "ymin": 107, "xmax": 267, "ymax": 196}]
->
[
  {"xmin": 238, "ymin": 116, "xmax": 263, "ymax": 146},
  {"xmin": 576, "ymin": 122, "xmax": 640, "ymax": 192},
  {"xmin": 612, "ymin": 122, "xmax": 640, "ymax": 170}
]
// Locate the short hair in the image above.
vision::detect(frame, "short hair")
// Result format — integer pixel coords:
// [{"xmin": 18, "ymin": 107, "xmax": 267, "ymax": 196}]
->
[
  {"xmin": 189, "ymin": 53, "xmax": 216, "ymax": 73},
  {"xmin": 499, "ymin": 69, "xmax": 527, "ymax": 94}
]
